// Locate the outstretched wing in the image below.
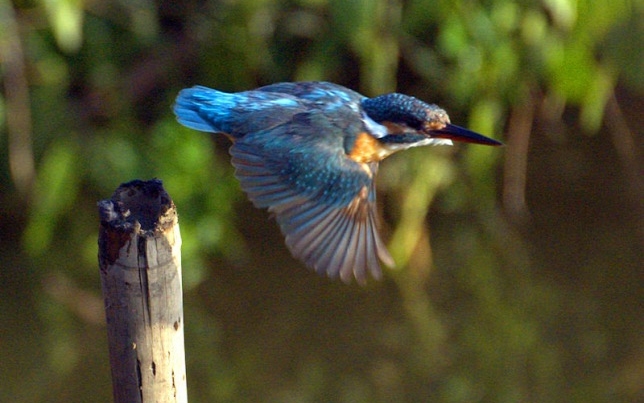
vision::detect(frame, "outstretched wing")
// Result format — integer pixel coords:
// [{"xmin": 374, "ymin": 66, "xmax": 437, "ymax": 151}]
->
[{"xmin": 230, "ymin": 123, "xmax": 394, "ymax": 284}]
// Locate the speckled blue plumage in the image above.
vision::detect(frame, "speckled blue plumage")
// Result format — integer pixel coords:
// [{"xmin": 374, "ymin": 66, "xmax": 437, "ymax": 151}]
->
[{"xmin": 362, "ymin": 93, "xmax": 444, "ymax": 130}]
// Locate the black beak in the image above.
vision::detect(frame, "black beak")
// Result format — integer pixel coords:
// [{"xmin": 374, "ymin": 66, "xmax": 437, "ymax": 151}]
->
[{"xmin": 433, "ymin": 124, "xmax": 503, "ymax": 146}]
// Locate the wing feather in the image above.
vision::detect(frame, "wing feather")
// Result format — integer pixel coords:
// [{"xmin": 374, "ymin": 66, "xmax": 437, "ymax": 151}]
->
[{"xmin": 228, "ymin": 118, "xmax": 393, "ymax": 283}]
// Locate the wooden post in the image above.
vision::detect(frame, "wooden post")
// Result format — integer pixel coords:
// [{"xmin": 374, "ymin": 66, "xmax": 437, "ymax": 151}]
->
[{"xmin": 98, "ymin": 179, "xmax": 188, "ymax": 403}]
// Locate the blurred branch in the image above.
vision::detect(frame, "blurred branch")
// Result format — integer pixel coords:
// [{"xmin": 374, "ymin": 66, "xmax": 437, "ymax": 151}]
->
[
  {"xmin": 0, "ymin": 0, "xmax": 36, "ymax": 199},
  {"xmin": 388, "ymin": 156, "xmax": 451, "ymax": 361},
  {"xmin": 502, "ymin": 89, "xmax": 537, "ymax": 224},
  {"xmin": 43, "ymin": 271, "xmax": 105, "ymax": 326},
  {"xmin": 605, "ymin": 91, "xmax": 644, "ymax": 247}
]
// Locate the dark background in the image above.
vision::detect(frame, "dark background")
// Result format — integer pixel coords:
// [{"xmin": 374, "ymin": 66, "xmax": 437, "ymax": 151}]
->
[{"xmin": 1, "ymin": 0, "xmax": 642, "ymax": 402}]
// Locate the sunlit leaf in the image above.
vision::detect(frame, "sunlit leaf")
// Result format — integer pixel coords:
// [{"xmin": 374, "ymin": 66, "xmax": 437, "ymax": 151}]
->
[{"xmin": 42, "ymin": 0, "xmax": 85, "ymax": 52}]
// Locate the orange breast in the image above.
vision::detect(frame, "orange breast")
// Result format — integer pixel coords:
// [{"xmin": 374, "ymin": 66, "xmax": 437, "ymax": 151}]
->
[{"xmin": 347, "ymin": 132, "xmax": 392, "ymax": 164}]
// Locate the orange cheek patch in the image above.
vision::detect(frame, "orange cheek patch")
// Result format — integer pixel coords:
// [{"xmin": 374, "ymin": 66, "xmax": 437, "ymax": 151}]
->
[{"xmin": 348, "ymin": 132, "xmax": 392, "ymax": 164}]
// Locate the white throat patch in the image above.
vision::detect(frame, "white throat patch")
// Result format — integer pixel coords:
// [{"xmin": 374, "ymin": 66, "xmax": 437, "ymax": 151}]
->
[
  {"xmin": 384, "ymin": 137, "xmax": 453, "ymax": 153},
  {"xmin": 361, "ymin": 111, "xmax": 388, "ymax": 139}
]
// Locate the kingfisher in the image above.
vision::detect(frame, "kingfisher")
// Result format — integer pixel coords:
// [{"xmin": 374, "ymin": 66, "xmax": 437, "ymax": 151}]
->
[{"xmin": 174, "ymin": 81, "xmax": 501, "ymax": 284}]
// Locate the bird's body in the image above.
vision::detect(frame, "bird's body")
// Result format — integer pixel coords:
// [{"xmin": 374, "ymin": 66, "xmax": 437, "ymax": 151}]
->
[{"xmin": 174, "ymin": 81, "xmax": 501, "ymax": 284}]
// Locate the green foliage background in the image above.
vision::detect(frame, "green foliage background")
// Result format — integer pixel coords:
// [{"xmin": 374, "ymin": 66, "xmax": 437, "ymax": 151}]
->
[{"xmin": 1, "ymin": 0, "xmax": 642, "ymax": 402}]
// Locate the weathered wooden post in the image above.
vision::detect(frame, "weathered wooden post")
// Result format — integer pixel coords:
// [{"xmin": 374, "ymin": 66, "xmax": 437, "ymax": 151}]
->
[{"xmin": 98, "ymin": 179, "xmax": 188, "ymax": 403}]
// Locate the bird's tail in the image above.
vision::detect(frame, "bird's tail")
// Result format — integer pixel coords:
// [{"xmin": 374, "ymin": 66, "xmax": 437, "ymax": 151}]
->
[
  {"xmin": 174, "ymin": 86, "xmax": 240, "ymax": 134},
  {"xmin": 175, "ymin": 85, "xmax": 308, "ymax": 138}
]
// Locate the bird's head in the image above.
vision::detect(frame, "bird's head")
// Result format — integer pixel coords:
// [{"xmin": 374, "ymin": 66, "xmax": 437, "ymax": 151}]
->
[{"xmin": 361, "ymin": 93, "xmax": 502, "ymax": 151}]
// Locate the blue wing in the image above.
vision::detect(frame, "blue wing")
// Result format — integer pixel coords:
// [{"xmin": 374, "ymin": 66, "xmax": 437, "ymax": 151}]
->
[
  {"xmin": 230, "ymin": 139, "xmax": 393, "ymax": 284},
  {"xmin": 230, "ymin": 114, "xmax": 394, "ymax": 284}
]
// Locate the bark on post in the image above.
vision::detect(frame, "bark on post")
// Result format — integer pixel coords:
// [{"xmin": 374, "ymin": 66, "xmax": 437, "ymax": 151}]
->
[{"xmin": 98, "ymin": 179, "xmax": 187, "ymax": 403}]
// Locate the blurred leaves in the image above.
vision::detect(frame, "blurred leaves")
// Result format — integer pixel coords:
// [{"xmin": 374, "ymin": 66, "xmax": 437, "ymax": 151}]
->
[
  {"xmin": 0, "ymin": 0, "xmax": 642, "ymax": 402},
  {"xmin": 42, "ymin": 0, "xmax": 85, "ymax": 52},
  {"xmin": 23, "ymin": 136, "xmax": 80, "ymax": 256}
]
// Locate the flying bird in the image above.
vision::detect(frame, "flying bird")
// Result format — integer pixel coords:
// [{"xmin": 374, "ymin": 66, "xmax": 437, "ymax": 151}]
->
[{"xmin": 174, "ymin": 81, "xmax": 502, "ymax": 284}]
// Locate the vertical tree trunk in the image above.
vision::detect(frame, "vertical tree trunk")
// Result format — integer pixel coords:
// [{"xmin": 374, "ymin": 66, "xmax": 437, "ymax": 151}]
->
[{"xmin": 98, "ymin": 179, "xmax": 187, "ymax": 403}]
